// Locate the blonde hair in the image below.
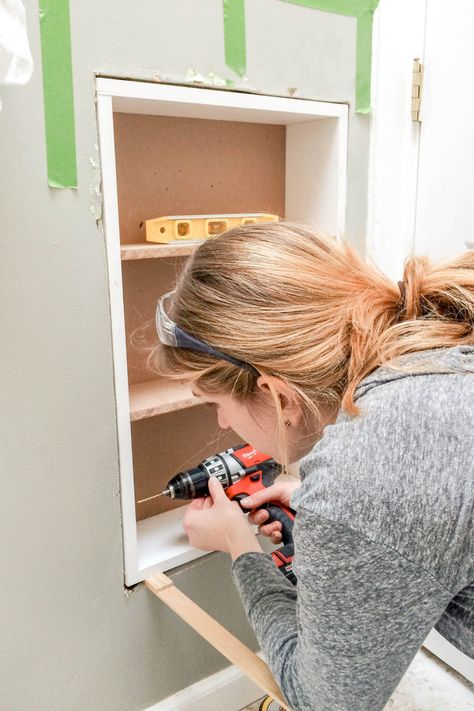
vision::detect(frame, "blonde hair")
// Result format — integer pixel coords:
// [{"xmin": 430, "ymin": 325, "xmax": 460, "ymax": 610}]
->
[{"xmin": 148, "ymin": 222, "xmax": 474, "ymax": 439}]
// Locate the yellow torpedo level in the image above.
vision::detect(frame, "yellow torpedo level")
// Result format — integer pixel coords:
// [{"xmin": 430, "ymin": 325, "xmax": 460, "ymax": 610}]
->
[{"xmin": 145, "ymin": 213, "xmax": 279, "ymax": 244}]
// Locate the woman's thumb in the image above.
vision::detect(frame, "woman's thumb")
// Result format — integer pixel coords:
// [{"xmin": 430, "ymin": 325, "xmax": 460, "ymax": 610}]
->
[{"xmin": 208, "ymin": 475, "xmax": 226, "ymax": 500}]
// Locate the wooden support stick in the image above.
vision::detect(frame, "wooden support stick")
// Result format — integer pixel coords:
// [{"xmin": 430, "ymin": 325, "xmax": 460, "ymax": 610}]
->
[{"xmin": 145, "ymin": 572, "xmax": 292, "ymax": 710}]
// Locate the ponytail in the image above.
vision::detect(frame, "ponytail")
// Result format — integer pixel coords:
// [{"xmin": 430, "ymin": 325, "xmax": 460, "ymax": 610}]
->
[{"xmin": 342, "ymin": 251, "xmax": 474, "ymax": 412}]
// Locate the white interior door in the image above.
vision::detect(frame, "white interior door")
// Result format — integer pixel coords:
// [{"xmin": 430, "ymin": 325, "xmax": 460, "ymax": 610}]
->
[
  {"xmin": 367, "ymin": 0, "xmax": 474, "ymax": 276},
  {"xmin": 414, "ymin": 1, "xmax": 474, "ymax": 260}
]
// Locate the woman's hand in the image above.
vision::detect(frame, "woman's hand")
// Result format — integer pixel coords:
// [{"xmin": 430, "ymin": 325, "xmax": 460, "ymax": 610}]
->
[
  {"xmin": 183, "ymin": 476, "xmax": 263, "ymax": 559},
  {"xmin": 240, "ymin": 479, "xmax": 301, "ymax": 544}
]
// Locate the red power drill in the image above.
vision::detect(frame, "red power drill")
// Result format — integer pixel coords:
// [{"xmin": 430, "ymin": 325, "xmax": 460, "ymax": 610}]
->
[{"xmin": 160, "ymin": 444, "xmax": 297, "ymax": 585}]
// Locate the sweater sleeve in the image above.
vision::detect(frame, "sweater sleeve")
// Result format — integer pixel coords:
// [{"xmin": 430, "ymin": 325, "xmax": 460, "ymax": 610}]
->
[{"xmin": 231, "ymin": 509, "xmax": 454, "ymax": 711}]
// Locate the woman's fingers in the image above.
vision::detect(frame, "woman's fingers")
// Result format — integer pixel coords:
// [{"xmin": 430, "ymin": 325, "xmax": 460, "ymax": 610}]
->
[
  {"xmin": 240, "ymin": 482, "xmax": 288, "ymax": 509},
  {"xmin": 248, "ymin": 508, "xmax": 284, "ymax": 542},
  {"xmin": 246, "ymin": 505, "xmax": 284, "ymax": 541},
  {"xmin": 188, "ymin": 497, "xmax": 207, "ymax": 510},
  {"xmin": 258, "ymin": 520, "xmax": 282, "ymax": 538},
  {"xmin": 248, "ymin": 508, "xmax": 269, "ymax": 526}
]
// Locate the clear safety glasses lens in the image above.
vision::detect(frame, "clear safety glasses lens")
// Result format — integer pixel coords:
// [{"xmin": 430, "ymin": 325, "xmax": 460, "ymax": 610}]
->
[{"xmin": 156, "ymin": 291, "xmax": 178, "ymax": 347}]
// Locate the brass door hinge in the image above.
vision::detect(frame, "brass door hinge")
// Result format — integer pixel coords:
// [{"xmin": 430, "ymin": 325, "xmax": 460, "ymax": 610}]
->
[{"xmin": 411, "ymin": 58, "xmax": 424, "ymax": 122}]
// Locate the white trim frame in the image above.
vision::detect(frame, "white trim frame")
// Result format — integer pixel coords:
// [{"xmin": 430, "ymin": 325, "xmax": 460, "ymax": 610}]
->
[
  {"xmin": 96, "ymin": 93, "xmax": 139, "ymax": 583},
  {"xmin": 96, "ymin": 78, "xmax": 348, "ymax": 585}
]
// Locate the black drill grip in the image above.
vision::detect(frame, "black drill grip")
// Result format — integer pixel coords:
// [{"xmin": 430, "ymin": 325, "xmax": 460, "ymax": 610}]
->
[{"xmin": 259, "ymin": 503, "xmax": 295, "ymax": 547}]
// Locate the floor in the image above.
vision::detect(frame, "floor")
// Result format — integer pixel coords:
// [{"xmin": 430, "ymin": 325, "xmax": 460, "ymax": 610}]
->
[{"xmin": 239, "ymin": 648, "xmax": 474, "ymax": 711}]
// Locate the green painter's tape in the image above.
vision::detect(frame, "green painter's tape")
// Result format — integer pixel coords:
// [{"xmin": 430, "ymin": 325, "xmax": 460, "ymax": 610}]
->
[
  {"xmin": 222, "ymin": 0, "xmax": 379, "ymax": 112},
  {"xmin": 223, "ymin": 0, "xmax": 246, "ymax": 76},
  {"xmin": 355, "ymin": 9, "xmax": 374, "ymax": 113},
  {"xmin": 283, "ymin": 0, "xmax": 379, "ymax": 114},
  {"xmin": 280, "ymin": 0, "xmax": 377, "ymax": 15},
  {"xmin": 39, "ymin": 0, "xmax": 77, "ymax": 188},
  {"xmin": 280, "ymin": 0, "xmax": 379, "ymax": 113}
]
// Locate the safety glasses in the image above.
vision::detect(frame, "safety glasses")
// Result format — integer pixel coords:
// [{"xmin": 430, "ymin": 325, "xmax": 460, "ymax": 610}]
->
[{"xmin": 156, "ymin": 291, "xmax": 258, "ymax": 375}]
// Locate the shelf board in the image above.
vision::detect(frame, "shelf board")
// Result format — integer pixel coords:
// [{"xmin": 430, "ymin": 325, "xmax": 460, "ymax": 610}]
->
[
  {"xmin": 121, "ymin": 242, "xmax": 200, "ymax": 260},
  {"xmin": 136, "ymin": 506, "xmax": 208, "ymax": 579},
  {"xmin": 135, "ymin": 505, "xmax": 259, "ymax": 583},
  {"xmin": 129, "ymin": 379, "xmax": 200, "ymax": 420}
]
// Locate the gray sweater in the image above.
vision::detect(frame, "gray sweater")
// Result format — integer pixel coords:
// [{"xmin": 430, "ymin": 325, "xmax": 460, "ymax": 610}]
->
[{"xmin": 232, "ymin": 345, "xmax": 474, "ymax": 710}]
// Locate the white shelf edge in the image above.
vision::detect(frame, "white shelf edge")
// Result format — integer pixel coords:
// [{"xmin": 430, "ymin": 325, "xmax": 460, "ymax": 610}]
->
[
  {"xmin": 129, "ymin": 379, "xmax": 201, "ymax": 420},
  {"xmin": 120, "ymin": 242, "xmax": 199, "ymax": 260},
  {"xmin": 130, "ymin": 507, "xmax": 211, "ymax": 585},
  {"xmin": 96, "ymin": 78, "xmax": 348, "ymax": 124},
  {"xmin": 131, "ymin": 506, "xmax": 258, "ymax": 586}
]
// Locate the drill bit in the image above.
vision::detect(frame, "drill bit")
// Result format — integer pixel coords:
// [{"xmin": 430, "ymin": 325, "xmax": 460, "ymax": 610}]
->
[{"xmin": 137, "ymin": 489, "xmax": 170, "ymax": 504}]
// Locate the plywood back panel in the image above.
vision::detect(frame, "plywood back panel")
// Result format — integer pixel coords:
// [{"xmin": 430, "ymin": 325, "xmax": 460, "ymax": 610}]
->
[
  {"xmin": 132, "ymin": 406, "xmax": 241, "ymax": 520},
  {"xmin": 113, "ymin": 113, "xmax": 286, "ymax": 244},
  {"xmin": 122, "ymin": 256, "xmax": 189, "ymax": 384}
]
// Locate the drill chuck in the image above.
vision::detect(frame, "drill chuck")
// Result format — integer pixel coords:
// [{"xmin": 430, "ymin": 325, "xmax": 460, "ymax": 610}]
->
[{"xmin": 162, "ymin": 465, "xmax": 210, "ymax": 499}]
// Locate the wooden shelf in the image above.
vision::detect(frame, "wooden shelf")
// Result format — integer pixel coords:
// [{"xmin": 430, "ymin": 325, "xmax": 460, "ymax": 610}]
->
[
  {"xmin": 121, "ymin": 242, "xmax": 201, "ymax": 260},
  {"xmin": 129, "ymin": 379, "xmax": 200, "ymax": 420},
  {"xmin": 137, "ymin": 506, "xmax": 260, "ymax": 579},
  {"xmin": 137, "ymin": 505, "xmax": 205, "ymax": 573}
]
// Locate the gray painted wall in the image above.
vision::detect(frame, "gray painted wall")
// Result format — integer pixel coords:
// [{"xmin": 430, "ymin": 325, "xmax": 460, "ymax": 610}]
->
[{"xmin": 0, "ymin": 2, "xmax": 371, "ymax": 708}]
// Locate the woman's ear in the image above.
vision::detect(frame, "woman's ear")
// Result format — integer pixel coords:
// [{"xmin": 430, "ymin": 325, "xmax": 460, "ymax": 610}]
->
[{"xmin": 256, "ymin": 375, "xmax": 301, "ymax": 425}]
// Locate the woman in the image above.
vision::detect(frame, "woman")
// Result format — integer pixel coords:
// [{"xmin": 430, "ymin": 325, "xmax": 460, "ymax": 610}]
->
[{"xmin": 151, "ymin": 222, "xmax": 474, "ymax": 711}]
